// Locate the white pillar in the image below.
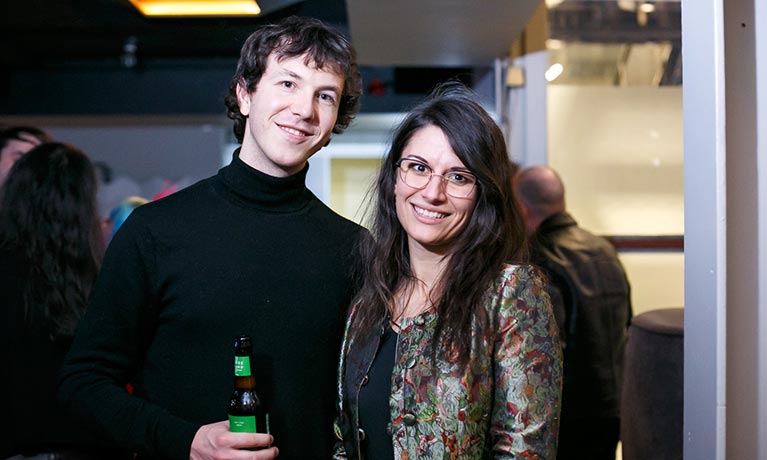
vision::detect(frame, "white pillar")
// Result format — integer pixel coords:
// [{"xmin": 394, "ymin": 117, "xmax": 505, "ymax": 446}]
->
[
  {"xmin": 758, "ymin": 0, "xmax": 767, "ymax": 454},
  {"xmin": 725, "ymin": 0, "xmax": 767, "ymax": 458},
  {"xmin": 682, "ymin": 0, "xmax": 727, "ymax": 458},
  {"xmin": 507, "ymin": 50, "xmax": 549, "ymax": 167}
]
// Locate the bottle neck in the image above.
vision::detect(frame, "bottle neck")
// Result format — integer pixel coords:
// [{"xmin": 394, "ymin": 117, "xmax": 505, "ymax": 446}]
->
[
  {"xmin": 234, "ymin": 374, "xmax": 255, "ymax": 389},
  {"xmin": 233, "ymin": 343, "xmax": 255, "ymax": 389}
]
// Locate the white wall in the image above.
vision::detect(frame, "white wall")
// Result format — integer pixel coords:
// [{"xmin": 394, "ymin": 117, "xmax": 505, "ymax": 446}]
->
[
  {"xmin": 547, "ymin": 85, "xmax": 683, "ymax": 235},
  {"xmin": 722, "ymin": 0, "xmax": 767, "ymax": 457},
  {"xmin": 547, "ymin": 85, "xmax": 685, "ymax": 315},
  {"xmin": 682, "ymin": 1, "xmax": 727, "ymax": 457},
  {"xmin": 35, "ymin": 119, "xmax": 228, "ymax": 216}
]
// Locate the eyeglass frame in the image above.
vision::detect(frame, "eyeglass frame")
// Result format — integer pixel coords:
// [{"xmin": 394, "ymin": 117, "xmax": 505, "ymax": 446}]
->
[{"xmin": 394, "ymin": 157, "xmax": 479, "ymax": 198}]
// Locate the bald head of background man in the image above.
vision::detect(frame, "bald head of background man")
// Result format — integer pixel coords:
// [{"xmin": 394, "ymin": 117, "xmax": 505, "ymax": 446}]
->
[
  {"xmin": 513, "ymin": 165, "xmax": 567, "ymax": 236},
  {"xmin": 0, "ymin": 126, "xmax": 50, "ymax": 185}
]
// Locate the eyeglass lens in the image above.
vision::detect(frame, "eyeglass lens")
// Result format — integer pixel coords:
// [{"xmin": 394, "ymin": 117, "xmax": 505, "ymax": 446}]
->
[{"xmin": 398, "ymin": 159, "xmax": 476, "ymax": 198}]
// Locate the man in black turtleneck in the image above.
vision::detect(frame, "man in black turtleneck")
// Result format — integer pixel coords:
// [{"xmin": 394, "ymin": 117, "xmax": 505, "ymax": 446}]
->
[{"xmin": 59, "ymin": 17, "xmax": 364, "ymax": 460}]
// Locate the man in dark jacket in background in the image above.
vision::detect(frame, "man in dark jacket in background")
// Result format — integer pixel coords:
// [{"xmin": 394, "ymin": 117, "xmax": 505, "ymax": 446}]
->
[{"xmin": 514, "ymin": 165, "xmax": 633, "ymax": 460}]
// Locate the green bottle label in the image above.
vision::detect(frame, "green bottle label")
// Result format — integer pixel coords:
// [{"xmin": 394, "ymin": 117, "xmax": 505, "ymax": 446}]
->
[
  {"xmin": 234, "ymin": 356, "xmax": 251, "ymax": 377},
  {"xmin": 229, "ymin": 414, "xmax": 257, "ymax": 432}
]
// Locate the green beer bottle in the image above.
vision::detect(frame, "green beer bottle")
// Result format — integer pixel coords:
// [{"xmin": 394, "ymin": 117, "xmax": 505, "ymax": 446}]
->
[{"xmin": 228, "ymin": 335, "xmax": 269, "ymax": 433}]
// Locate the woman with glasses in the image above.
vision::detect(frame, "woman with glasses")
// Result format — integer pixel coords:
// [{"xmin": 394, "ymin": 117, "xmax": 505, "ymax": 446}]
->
[{"xmin": 333, "ymin": 82, "xmax": 563, "ymax": 460}]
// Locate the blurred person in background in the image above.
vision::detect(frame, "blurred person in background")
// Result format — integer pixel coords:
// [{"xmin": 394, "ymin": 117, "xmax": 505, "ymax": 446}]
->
[
  {"xmin": 0, "ymin": 125, "xmax": 50, "ymax": 186},
  {"xmin": 102, "ymin": 195, "xmax": 149, "ymax": 244},
  {"xmin": 0, "ymin": 142, "xmax": 130, "ymax": 460}
]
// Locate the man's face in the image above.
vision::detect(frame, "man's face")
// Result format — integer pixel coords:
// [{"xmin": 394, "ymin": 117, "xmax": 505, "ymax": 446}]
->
[
  {"xmin": 0, "ymin": 134, "xmax": 41, "ymax": 184},
  {"xmin": 236, "ymin": 53, "xmax": 344, "ymax": 177}
]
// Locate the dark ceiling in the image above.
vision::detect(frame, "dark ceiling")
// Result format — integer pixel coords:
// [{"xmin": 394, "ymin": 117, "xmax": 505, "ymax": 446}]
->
[
  {"xmin": 0, "ymin": 0, "xmax": 349, "ymax": 68},
  {"xmin": 0, "ymin": 0, "xmax": 681, "ymax": 117},
  {"xmin": 1, "ymin": 0, "xmax": 681, "ymax": 69},
  {"xmin": 549, "ymin": 0, "xmax": 680, "ymax": 43}
]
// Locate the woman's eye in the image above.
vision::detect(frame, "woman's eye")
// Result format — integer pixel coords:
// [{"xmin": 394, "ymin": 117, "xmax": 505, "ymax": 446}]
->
[
  {"xmin": 448, "ymin": 173, "xmax": 473, "ymax": 184},
  {"xmin": 319, "ymin": 93, "xmax": 336, "ymax": 104},
  {"xmin": 281, "ymin": 81, "xmax": 294, "ymax": 88}
]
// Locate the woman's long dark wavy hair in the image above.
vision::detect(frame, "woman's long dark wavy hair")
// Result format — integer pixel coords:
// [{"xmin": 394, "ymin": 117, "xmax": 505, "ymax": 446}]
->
[
  {"xmin": 0, "ymin": 142, "xmax": 104, "ymax": 340},
  {"xmin": 351, "ymin": 82, "xmax": 528, "ymax": 364}
]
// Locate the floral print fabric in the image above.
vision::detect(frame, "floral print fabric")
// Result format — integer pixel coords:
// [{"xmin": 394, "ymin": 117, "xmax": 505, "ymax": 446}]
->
[{"xmin": 334, "ymin": 264, "xmax": 563, "ymax": 460}]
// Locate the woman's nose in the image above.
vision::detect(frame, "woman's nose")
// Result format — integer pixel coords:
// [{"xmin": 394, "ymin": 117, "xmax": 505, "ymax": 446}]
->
[{"xmin": 420, "ymin": 174, "xmax": 448, "ymax": 201}]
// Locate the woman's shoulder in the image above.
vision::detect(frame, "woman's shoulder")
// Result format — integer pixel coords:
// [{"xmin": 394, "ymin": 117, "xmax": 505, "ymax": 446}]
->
[
  {"xmin": 495, "ymin": 263, "xmax": 546, "ymax": 289},
  {"xmin": 486, "ymin": 263, "xmax": 551, "ymax": 321}
]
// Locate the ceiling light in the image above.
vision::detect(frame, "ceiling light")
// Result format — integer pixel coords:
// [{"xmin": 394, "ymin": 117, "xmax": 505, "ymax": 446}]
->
[
  {"xmin": 128, "ymin": 0, "xmax": 261, "ymax": 17},
  {"xmin": 545, "ymin": 63, "xmax": 564, "ymax": 82},
  {"xmin": 121, "ymin": 36, "xmax": 139, "ymax": 68},
  {"xmin": 639, "ymin": 2, "xmax": 656, "ymax": 13},
  {"xmin": 546, "ymin": 39, "xmax": 564, "ymax": 50},
  {"xmin": 617, "ymin": 0, "xmax": 637, "ymax": 12}
]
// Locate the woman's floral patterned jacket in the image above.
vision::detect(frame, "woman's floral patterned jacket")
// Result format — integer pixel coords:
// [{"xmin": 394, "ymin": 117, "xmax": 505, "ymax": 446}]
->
[{"xmin": 333, "ymin": 264, "xmax": 563, "ymax": 459}]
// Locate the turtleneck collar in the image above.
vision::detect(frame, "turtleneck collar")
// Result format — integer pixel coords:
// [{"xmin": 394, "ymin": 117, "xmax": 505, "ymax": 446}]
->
[{"xmin": 217, "ymin": 148, "xmax": 313, "ymax": 212}]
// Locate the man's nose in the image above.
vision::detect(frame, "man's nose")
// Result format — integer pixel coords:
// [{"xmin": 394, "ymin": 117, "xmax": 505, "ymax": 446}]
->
[{"xmin": 291, "ymin": 92, "xmax": 315, "ymax": 119}]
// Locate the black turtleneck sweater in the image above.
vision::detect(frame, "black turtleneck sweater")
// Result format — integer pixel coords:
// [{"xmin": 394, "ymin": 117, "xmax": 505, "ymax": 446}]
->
[{"xmin": 58, "ymin": 151, "xmax": 364, "ymax": 460}]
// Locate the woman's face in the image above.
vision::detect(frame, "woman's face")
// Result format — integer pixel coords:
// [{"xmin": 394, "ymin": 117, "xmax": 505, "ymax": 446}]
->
[{"xmin": 394, "ymin": 125, "xmax": 478, "ymax": 256}]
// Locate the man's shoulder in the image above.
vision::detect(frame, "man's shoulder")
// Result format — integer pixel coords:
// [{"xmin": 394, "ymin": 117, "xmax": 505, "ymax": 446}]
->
[
  {"xmin": 566, "ymin": 224, "xmax": 614, "ymax": 249},
  {"xmin": 107, "ymin": 177, "xmax": 218, "ymax": 246},
  {"xmin": 533, "ymin": 217, "xmax": 626, "ymax": 283},
  {"xmin": 538, "ymin": 214, "xmax": 615, "ymax": 255}
]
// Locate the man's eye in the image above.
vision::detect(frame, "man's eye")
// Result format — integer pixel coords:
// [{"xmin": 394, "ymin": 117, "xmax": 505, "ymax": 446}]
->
[{"xmin": 281, "ymin": 81, "xmax": 295, "ymax": 88}]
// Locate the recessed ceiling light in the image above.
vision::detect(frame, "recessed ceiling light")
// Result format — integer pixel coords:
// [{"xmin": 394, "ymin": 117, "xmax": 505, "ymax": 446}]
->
[
  {"xmin": 545, "ymin": 63, "xmax": 564, "ymax": 82},
  {"xmin": 547, "ymin": 39, "xmax": 564, "ymax": 50},
  {"xmin": 128, "ymin": 0, "xmax": 261, "ymax": 17}
]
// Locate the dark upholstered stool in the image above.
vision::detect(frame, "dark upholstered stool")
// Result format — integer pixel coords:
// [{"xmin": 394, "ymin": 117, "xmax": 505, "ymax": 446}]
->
[{"xmin": 621, "ymin": 308, "xmax": 683, "ymax": 460}]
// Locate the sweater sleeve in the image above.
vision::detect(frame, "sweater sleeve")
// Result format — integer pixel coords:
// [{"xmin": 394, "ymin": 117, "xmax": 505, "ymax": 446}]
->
[
  {"xmin": 57, "ymin": 214, "xmax": 199, "ymax": 460},
  {"xmin": 489, "ymin": 265, "xmax": 563, "ymax": 460}
]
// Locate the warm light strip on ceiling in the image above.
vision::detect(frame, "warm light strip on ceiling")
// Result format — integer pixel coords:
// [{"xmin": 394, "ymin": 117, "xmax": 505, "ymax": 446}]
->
[{"xmin": 129, "ymin": 0, "xmax": 261, "ymax": 17}]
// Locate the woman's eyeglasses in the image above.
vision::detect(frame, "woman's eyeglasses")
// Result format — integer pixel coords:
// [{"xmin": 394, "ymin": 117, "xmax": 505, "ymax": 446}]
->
[{"xmin": 395, "ymin": 158, "xmax": 478, "ymax": 198}]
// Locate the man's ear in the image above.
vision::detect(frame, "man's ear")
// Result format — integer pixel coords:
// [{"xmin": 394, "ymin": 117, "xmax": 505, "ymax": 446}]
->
[
  {"xmin": 236, "ymin": 81, "xmax": 251, "ymax": 116},
  {"xmin": 516, "ymin": 198, "xmax": 531, "ymax": 221}
]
